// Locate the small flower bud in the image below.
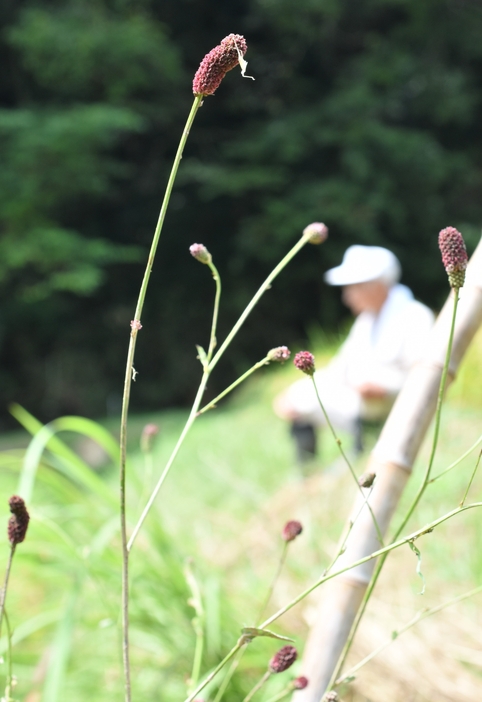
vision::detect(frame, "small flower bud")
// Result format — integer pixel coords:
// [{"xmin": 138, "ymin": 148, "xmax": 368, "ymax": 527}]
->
[
  {"xmin": 303, "ymin": 222, "xmax": 328, "ymax": 245},
  {"xmin": 293, "ymin": 676, "xmax": 309, "ymax": 690},
  {"xmin": 358, "ymin": 471, "xmax": 376, "ymax": 488},
  {"xmin": 7, "ymin": 495, "xmax": 30, "ymax": 546},
  {"xmin": 269, "ymin": 645, "xmax": 298, "ymax": 673},
  {"xmin": 294, "ymin": 351, "xmax": 315, "ymax": 377},
  {"xmin": 190, "ymin": 243, "xmax": 212, "ymax": 265},
  {"xmin": 267, "ymin": 346, "xmax": 291, "ymax": 363},
  {"xmin": 282, "ymin": 520, "xmax": 303, "ymax": 542},
  {"xmin": 323, "ymin": 693, "xmax": 339, "ymax": 702},
  {"xmin": 193, "ymin": 34, "xmax": 247, "ymax": 96},
  {"xmin": 438, "ymin": 226, "xmax": 468, "ymax": 288},
  {"xmin": 141, "ymin": 423, "xmax": 159, "ymax": 453},
  {"xmin": 130, "ymin": 319, "xmax": 142, "ymax": 332}
]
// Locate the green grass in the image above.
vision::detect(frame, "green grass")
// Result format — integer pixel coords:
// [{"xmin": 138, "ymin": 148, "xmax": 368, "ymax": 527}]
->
[{"xmin": 0, "ymin": 341, "xmax": 481, "ymax": 702}]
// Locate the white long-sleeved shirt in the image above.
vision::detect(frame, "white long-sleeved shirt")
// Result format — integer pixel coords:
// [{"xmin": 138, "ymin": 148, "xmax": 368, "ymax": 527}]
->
[{"xmin": 327, "ymin": 284, "xmax": 435, "ymax": 395}]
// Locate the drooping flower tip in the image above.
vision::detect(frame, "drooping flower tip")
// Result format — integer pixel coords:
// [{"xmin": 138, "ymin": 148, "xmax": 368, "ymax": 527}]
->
[
  {"xmin": 294, "ymin": 351, "xmax": 315, "ymax": 376},
  {"xmin": 269, "ymin": 645, "xmax": 298, "ymax": 673},
  {"xmin": 293, "ymin": 676, "xmax": 309, "ymax": 690},
  {"xmin": 189, "ymin": 243, "xmax": 212, "ymax": 265},
  {"xmin": 193, "ymin": 34, "xmax": 247, "ymax": 96},
  {"xmin": 267, "ymin": 346, "xmax": 291, "ymax": 363},
  {"xmin": 141, "ymin": 423, "xmax": 160, "ymax": 453},
  {"xmin": 7, "ymin": 495, "xmax": 30, "ymax": 546},
  {"xmin": 282, "ymin": 520, "xmax": 303, "ymax": 542},
  {"xmin": 438, "ymin": 226, "xmax": 468, "ymax": 288},
  {"xmin": 303, "ymin": 222, "xmax": 328, "ymax": 245},
  {"xmin": 358, "ymin": 471, "xmax": 376, "ymax": 489}
]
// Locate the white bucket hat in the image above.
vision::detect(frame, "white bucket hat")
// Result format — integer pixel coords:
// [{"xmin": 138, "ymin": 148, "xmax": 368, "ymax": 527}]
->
[{"xmin": 324, "ymin": 245, "xmax": 401, "ymax": 286}]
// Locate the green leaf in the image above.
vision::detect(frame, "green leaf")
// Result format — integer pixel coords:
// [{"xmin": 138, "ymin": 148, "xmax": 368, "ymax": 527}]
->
[{"xmin": 240, "ymin": 627, "xmax": 294, "ymax": 642}]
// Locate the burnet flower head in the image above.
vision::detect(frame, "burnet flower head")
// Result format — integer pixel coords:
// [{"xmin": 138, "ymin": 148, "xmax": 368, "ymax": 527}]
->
[
  {"xmin": 268, "ymin": 645, "xmax": 298, "ymax": 673},
  {"xmin": 438, "ymin": 226, "xmax": 468, "ymax": 289},
  {"xmin": 8, "ymin": 495, "xmax": 30, "ymax": 546},
  {"xmin": 193, "ymin": 34, "xmax": 248, "ymax": 96},
  {"xmin": 294, "ymin": 351, "xmax": 315, "ymax": 377}
]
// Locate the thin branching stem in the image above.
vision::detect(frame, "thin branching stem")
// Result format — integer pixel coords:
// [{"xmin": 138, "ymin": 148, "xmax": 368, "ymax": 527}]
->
[
  {"xmin": 129, "ymin": 234, "xmax": 314, "ymax": 550},
  {"xmin": 429, "ymin": 432, "xmax": 482, "ymax": 483},
  {"xmin": 206, "ymin": 261, "xmax": 222, "ymax": 363},
  {"xmin": 3, "ymin": 609, "xmax": 14, "ymax": 702},
  {"xmin": 326, "ymin": 287, "xmax": 460, "ymax": 692},
  {"xmin": 0, "ymin": 545, "xmax": 15, "ymax": 638},
  {"xmin": 119, "ymin": 95, "xmax": 203, "ymax": 702},
  {"xmin": 257, "ymin": 542, "xmax": 289, "ymax": 625},
  {"xmin": 337, "ymin": 583, "xmax": 482, "ymax": 683},
  {"xmin": 188, "ymin": 502, "xmax": 482, "ymax": 702},
  {"xmin": 311, "ymin": 379, "xmax": 384, "ymax": 546},
  {"xmin": 199, "ymin": 357, "xmax": 270, "ymax": 415},
  {"xmin": 242, "ymin": 670, "xmax": 271, "ymax": 702},
  {"xmin": 185, "ymin": 640, "xmax": 247, "ymax": 702},
  {"xmin": 460, "ymin": 449, "xmax": 482, "ymax": 507},
  {"xmin": 207, "ymin": 233, "xmax": 313, "ymax": 374}
]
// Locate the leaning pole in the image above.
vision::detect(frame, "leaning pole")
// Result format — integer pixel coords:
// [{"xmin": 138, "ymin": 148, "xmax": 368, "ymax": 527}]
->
[{"xmin": 295, "ymin": 236, "xmax": 482, "ymax": 702}]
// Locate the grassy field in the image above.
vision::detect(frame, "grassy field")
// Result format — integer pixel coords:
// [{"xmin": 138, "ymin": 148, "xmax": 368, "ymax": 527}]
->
[{"xmin": 1, "ymin": 328, "xmax": 482, "ymax": 702}]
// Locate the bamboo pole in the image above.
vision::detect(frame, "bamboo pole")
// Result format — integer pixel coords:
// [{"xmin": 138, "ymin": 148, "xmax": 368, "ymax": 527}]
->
[{"xmin": 295, "ymin": 237, "xmax": 482, "ymax": 702}]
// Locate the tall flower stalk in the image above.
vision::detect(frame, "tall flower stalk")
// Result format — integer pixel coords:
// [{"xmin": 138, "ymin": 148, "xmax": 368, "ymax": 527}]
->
[{"xmin": 118, "ymin": 35, "xmax": 249, "ymax": 702}]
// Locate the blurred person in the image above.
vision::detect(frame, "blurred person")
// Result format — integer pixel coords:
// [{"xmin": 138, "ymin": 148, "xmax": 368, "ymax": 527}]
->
[{"xmin": 274, "ymin": 246, "xmax": 435, "ymax": 461}]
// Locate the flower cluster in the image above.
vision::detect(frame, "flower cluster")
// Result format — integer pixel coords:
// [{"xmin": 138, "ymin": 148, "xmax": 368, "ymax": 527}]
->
[
  {"xmin": 282, "ymin": 520, "xmax": 303, "ymax": 542},
  {"xmin": 293, "ymin": 676, "xmax": 309, "ymax": 690},
  {"xmin": 303, "ymin": 222, "xmax": 329, "ymax": 245},
  {"xmin": 267, "ymin": 346, "xmax": 291, "ymax": 363},
  {"xmin": 269, "ymin": 645, "xmax": 298, "ymax": 673},
  {"xmin": 438, "ymin": 226, "xmax": 468, "ymax": 288},
  {"xmin": 193, "ymin": 34, "xmax": 247, "ymax": 96},
  {"xmin": 7, "ymin": 495, "xmax": 30, "ymax": 546},
  {"xmin": 294, "ymin": 351, "xmax": 315, "ymax": 377}
]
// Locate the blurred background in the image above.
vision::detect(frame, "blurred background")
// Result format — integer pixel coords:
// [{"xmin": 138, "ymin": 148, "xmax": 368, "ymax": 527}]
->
[{"xmin": 1, "ymin": 0, "xmax": 482, "ymax": 427}]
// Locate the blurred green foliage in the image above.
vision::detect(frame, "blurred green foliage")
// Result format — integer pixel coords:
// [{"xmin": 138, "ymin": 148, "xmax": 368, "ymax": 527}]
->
[{"xmin": 0, "ymin": 0, "xmax": 482, "ymax": 424}]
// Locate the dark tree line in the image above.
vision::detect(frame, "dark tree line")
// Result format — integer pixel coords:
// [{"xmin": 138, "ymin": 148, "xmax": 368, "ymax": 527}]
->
[{"xmin": 0, "ymin": 0, "xmax": 481, "ymax": 427}]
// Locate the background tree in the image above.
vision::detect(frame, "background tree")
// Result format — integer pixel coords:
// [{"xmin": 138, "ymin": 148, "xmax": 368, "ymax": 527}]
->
[{"xmin": 0, "ymin": 0, "xmax": 481, "ymax": 426}]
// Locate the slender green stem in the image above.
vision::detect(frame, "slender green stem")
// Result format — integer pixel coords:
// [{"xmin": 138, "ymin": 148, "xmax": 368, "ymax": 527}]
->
[
  {"xmin": 185, "ymin": 560, "xmax": 205, "ymax": 694},
  {"xmin": 198, "ymin": 358, "xmax": 269, "ymax": 415},
  {"xmin": 258, "ymin": 501, "xmax": 482, "ymax": 630},
  {"xmin": 395, "ymin": 289, "xmax": 460, "ymax": 535},
  {"xmin": 212, "ymin": 649, "xmax": 245, "ymax": 702},
  {"xmin": 460, "ymin": 449, "xmax": 482, "ymax": 507},
  {"xmin": 264, "ymin": 686, "xmax": 293, "ymax": 702},
  {"xmin": 130, "ymin": 234, "xmax": 312, "ymax": 549},
  {"xmin": 326, "ymin": 288, "xmax": 460, "ymax": 691},
  {"xmin": 257, "ymin": 542, "xmax": 289, "ymax": 625},
  {"xmin": 323, "ymin": 489, "xmax": 374, "ymax": 576},
  {"xmin": 242, "ymin": 670, "xmax": 271, "ymax": 702},
  {"xmin": 207, "ymin": 233, "xmax": 313, "ymax": 374},
  {"xmin": 118, "ymin": 95, "xmax": 202, "ymax": 702},
  {"xmin": 337, "ymin": 583, "xmax": 482, "ymax": 684},
  {"xmin": 184, "ymin": 640, "xmax": 247, "ymax": 702},
  {"xmin": 0, "ymin": 546, "xmax": 15, "ymax": 639},
  {"xmin": 5, "ymin": 631, "xmax": 12, "ymax": 702},
  {"xmin": 3, "ymin": 609, "xmax": 13, "ymax": 702},
  {"xmin": 311, "ymin": 379, "xmax": 384, "ymax": 546},
  {"xmin": 429, "ymin": 432, "xmax": 482, "ymax": 483},
  {"xmin": 206, "ymin": 262, "xmax": 222, "ymax": 363},
  {"xmin": 127, "ymin": 372, "xmax": 209, "ymax": 551}
]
